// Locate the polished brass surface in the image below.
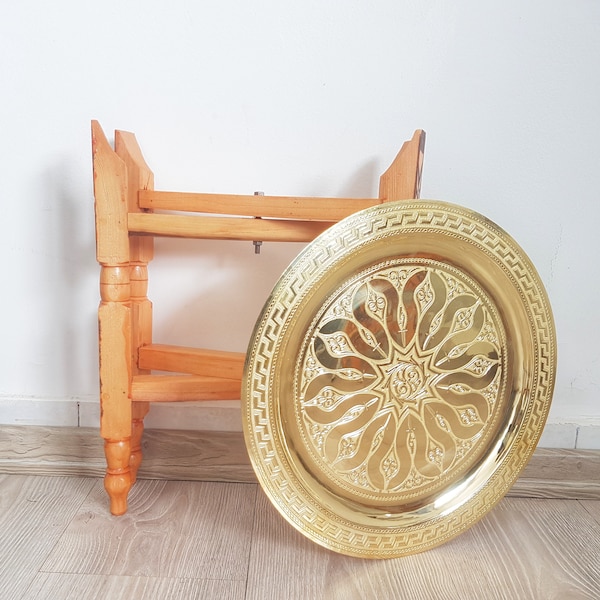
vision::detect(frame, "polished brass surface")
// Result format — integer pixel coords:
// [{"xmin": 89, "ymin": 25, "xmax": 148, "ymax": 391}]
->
[
  {"xmin": 292, "ymin": 259, "xmax": 506, "ymax": 507},
  {"xmin": 242, "ymin": 200, "xmax": 556, "ymax": 558}
]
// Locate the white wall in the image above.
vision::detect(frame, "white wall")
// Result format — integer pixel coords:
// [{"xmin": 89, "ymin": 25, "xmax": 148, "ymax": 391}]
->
[{"xmin": 1, "ymin": 1, "xmax": 599, "ymax": 448}]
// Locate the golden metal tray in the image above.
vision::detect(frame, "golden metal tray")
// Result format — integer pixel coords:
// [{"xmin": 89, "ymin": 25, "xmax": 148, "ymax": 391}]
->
[{"xmin": 242, "ymin": 199, "xmax": 556, "ymax": 558}]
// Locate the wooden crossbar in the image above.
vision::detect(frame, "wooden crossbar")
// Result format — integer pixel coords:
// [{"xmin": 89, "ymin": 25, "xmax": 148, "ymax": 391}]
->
[
  {"xmin": 128, "ymin": 212, "xmax": 334, "ymax": 242},
  {"xmin": 131, "ymin": 374, "xmax": 241, "ymax": 402},
  {"xmin": 138, "ymin": 344, "xmax": 244, "ymax": 380},
  {"xmin": 138, "ymin": 190, "xmax": 381, "ymax": 221}
]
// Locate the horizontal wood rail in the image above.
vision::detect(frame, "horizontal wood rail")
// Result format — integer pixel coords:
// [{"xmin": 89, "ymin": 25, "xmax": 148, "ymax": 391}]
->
[
  {"xmin": 128, "ymin": 213, "xmax": 334, "ymax": 242},
  {"xmin": 131, "ymin": 374, "xmax": 241, "ymax": 402},
  {"xmin": 138, "ymin": 190, "xmax": 382, "ymax": 221},
  {"xmin": 138, "ymin": 344, "xmax": 245, "ymax": 380}
]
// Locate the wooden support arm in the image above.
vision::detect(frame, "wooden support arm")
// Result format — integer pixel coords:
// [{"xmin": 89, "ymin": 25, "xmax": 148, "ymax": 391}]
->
[
  {"xmin": 379, "ymin": 129, "xmax": 426, "ymax": 201},
  {"xmin": 131, "ymin": 374, "xmax": 241, "ymax": 402},
  {"xmin": 128, "ymin": 213, "xmax": 334, "ymax": 242},
  {"xmin": 138, "ymin": 344, "xmax": 245, "ymax": 380},
  {"xmin": 139, "ymin": 190, "xmax": 381, "ymax": 220}
]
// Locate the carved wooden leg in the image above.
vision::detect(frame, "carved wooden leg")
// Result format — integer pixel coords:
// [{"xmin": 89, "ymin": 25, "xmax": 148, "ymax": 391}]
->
[
  {"xmin": 104, "ymin": 438, "xmax": 132, "ymax": 516},
  {"xmin": 113, "ymin": 128, "xmax": 154, "ymax": 500},
  {"xmin": 98, "ymin": 289, "xmax": 132, "ymax": 515},
  {"xmin": 130, "ymin": 402, "xmax": 149, "ymax": 483},
  {"xmin": 129, "ymin": 265, "xmax": 151, "ymax": 485},
  {"xmin": 94, "ymin": 121, "xmax": 135, "ymax": 515}
]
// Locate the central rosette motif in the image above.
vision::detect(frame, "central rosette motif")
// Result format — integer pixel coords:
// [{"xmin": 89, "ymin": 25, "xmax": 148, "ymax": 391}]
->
[
  {"xmin": 295, "ymin": 261, "xmax": 505, "ymax": 497},
  {"xmin": 386, "ymin": 355, "xmax": 430, "ymax": 407}
]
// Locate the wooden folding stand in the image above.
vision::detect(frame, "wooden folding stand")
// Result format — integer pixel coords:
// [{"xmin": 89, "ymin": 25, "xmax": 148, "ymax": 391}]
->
[{"xmin": 91, "ymin": 121, "xmax": 425, "ymax": 515}]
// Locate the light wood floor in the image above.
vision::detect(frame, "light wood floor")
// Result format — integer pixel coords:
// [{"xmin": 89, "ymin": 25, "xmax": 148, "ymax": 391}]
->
[{"xmin": 1, "ymin": 474, "xmax": 598, "ymax": 600}]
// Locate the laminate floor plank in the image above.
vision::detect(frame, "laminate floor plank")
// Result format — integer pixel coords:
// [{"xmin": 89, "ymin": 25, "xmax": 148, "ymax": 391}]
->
[
  {"xmin": 246, "ymin": 491, "xmax": 600, "ymax": 600},
  {"xmin": 0, "ymin": 475, "xmax": 95, "ymax": 600},
  {"xmin": 40, "ymin": 479, "xmax": 257, "ymax": 581},
  {"xmin": 3, "ymin": 475, "xmax": 599, "ymax": 600},
  {"xmin": 464, "ymin": 497, "xmax": 600, "ymax": 599},
  {"xmin": 579, "ymin": 500, "xmax": 600, "ymax": 524},
  {"xmin": 21, "ymin": 572, "xmax": 245, "ymax": 600}
]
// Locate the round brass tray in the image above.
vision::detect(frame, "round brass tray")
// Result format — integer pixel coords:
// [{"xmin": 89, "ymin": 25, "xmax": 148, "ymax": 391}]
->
[{"xmin": 242, "ymin": 199, "xmax": 556, "ymax": 558}]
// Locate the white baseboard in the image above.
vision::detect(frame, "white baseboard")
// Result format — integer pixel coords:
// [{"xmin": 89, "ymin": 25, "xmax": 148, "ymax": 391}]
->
[
  {"xmin": 0, "ymin": 396, "xmax": 81, "ymax": 427},
  {"xmin": 1, "ymin": 396, "xmax": 599, "ymax": 449},
  {"xmin": 0, "ymin": 396, "xmax": 243, "ymax": 433}
]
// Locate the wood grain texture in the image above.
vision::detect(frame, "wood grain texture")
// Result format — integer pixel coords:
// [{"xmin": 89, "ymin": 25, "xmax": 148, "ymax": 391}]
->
[
  {"xmin": 378, "ymin": 129, "xmax": 425, "ymax": 201},
  {"xmin": 0, "ymin": 426, "xmax": 256, "ymax": 482},
  {"xmin": 579, "ymin": 499, "xmax": 600, "ymax": 525},
  {"xmin": 131, "ymin": 373, "xmax": 242, "ymax": 402},
  {"xmin": 138, "ymin": 344, "xmax": 245, "ymax": 379},
  {"xmin": 128, "ymin": 212, "xmax": 333, "ymax": 242},
  {"xmin": 139, "ymin": 189, "xmax": 380, "ymax": 220},
  {"xmin": 137, "ymin": 428, "xmax": 255, "ymax": 483},
  {"xmin": 246, "ymin": 490, "xmax": 600, "ymax": 600},
  {"xmin": 510, "ymin": 447, "xmax": 600, "ymax": 499},
  {"xmin": 0, "ymin": 475, "xmax": 95, "ymax": 600},
  {"xmin": 0, "ymin": 426, "xmax": 107, "ymax": 476},
  {"xmin": 40, "ymin": 479, "xmax": 257, "ymax": 580},
  {"xmin": 22, "ymin": 572, "xmax": 245, "ymax": 600},
  {"xmin": 1, "ymin": 475, "xmax": 598, "ymax": 600}
]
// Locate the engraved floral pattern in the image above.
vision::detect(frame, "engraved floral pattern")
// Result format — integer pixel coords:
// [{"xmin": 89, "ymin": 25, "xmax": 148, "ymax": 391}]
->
[{"xmin": 297, "ymin": 262, "xmax": 504, "ymax": 495}]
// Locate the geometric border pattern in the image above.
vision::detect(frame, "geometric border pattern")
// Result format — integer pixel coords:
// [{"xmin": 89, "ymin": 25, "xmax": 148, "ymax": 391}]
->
[{"xmin": 242, "ymin": 200, "xmax": 557, "ymax": 557}]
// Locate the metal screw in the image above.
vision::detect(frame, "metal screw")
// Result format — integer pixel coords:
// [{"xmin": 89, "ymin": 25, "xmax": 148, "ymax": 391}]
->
[{"xmin": 253, "ymin": 191, "xmax": 264, "ymax": 254}]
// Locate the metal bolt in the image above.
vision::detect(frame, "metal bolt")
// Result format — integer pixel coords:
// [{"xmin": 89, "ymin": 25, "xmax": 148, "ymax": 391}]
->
[{"xmin": 253, "ymin": 191, "xmax": 264, "ymax": 254}]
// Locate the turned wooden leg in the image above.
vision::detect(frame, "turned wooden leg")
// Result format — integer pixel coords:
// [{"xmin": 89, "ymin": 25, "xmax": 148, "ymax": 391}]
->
[
  {"xmin": 129, "ymin": 402, "xmax": 149, "ymax": 483},
  {"xmin": 104, "ymin": 438, "xmax": 132, "ymax": 516},
  {"xmin": 129, "ymin": 420, "xmax": 143, "ymax": 484}
]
